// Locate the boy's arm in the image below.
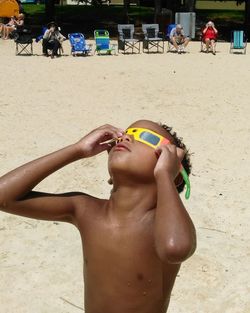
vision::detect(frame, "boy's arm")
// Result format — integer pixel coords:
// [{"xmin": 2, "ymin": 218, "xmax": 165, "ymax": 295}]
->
[
  {"xmin": 153, "ymin": 145, "xmax": 196, "ymax": 264},
  {"xmin": 2, "ymin": 190, "xmax": 87, "ymax": 224},
  {"xmin": 0, "ymin": 125, "xmax": 123, "ymax": 223}
]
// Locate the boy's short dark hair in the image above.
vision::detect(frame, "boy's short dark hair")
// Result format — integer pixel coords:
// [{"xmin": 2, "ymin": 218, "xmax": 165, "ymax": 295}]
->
[{"xmin": 160, "ymin": 124, "xmax": 192, "ymax": 194}]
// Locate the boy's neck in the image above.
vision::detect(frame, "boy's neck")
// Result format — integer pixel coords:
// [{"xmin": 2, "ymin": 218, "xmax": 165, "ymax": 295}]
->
[{"xmin": 107, "ymin": 183, "xmax": 157, "ymax": 221}]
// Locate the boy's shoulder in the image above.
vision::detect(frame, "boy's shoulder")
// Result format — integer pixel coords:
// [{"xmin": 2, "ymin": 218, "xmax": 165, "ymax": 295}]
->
[
  {"xmin": 73, "ymin": 192, "xmax": 107, "ymax": 218},
  {"xmin": 74, "ymin": 191, "xmax": 106, "ymax": 206}
]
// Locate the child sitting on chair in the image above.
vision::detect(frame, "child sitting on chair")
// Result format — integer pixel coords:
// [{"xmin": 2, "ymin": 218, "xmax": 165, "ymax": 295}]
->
[{"xmin": 0, "ymin": 120, "xmax": 196, "ymax": 313}]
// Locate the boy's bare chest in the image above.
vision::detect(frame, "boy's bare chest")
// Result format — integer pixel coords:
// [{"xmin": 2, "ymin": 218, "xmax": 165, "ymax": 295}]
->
[
  {"xmin": 76, "ymin": 209, "xmax": 179, "ymax": 313},
  {"xmin": 78, "ymin": 210, "xmax": 164, "ymax": 280},
  {"xmin": 80, "ymin": 212, "xmax": 156, "ymax": 263}
]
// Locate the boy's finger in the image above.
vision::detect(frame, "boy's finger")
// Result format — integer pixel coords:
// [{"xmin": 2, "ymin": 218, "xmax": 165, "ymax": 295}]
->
[
  {"xmin": 155, "ymin": 146, "xmax": 163, "ymax": 157},
  {"xmin": 177, "ymin": 148, "xmax": 185, "ymax": 162},
  {"xmin": 101, "ymin": 124, "xmax": 124, "ymax": 135},
  {"xmin": 96, "ymin": 143, "xmax": 111, "ymax": 154},
  {"xmin": 103, "ymin": 128, "xmax": 124, "ymax": 140}
]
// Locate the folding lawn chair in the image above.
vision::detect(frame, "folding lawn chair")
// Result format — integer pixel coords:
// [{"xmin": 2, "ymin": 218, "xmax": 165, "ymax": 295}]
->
[
  {"xmin": 230, "ymin": 30, "xmax": 247, "ymax": 54},
  {"xmin": 117, "ymin": 24, "xmax": 140, "ymax": 54},
  {"xmin": 94, "ymin": 29, "xmax": 117, "ymax": 55},
  {"xmin": 165, "ymin": 23, "xmax": 176, "ymax": 52},
  {"xmin": 68, "ymin": 33, "xmax": 92, "ymax": 56},
  {"xmin": 14, "ymin": 28, "xmax": 33, "ymax": 56},
  {"xmin": 142, "ymin": 24, "xmax": 164, "ymax": 53}
]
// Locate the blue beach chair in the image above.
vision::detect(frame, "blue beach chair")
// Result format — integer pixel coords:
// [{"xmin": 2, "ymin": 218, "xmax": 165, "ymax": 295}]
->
[
  {"xmin": 230, "ymin": 30, "xmax": 247, "ymax": 54},
  {"xmin": 94, "ymin": 29, "xmax": 117, "ymax": 55},
  {"xmin": 68, "ymin": 33, "xmax": 92, "ymax": 56},
  {"xmin": 165, "ymin": 23, "xmax": 176, "ymax": 52}
]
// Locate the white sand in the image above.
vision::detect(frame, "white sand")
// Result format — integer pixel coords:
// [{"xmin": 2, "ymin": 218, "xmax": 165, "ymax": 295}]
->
[{"xmin": 0, "ymin": 39, "xmax": 250, "ymax": 313}]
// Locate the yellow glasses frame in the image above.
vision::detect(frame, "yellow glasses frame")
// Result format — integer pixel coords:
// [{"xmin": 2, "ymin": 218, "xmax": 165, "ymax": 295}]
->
[
  {"xmin": 125, "ymin": 127, "xmax": 170, "ymax": 149},
  {"xmin": 124, "ymin": 127, "xmax": 191, "ymax": 200}
]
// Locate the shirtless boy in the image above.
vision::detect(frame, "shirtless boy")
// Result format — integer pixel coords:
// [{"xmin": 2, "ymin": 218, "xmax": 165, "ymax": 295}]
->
[{"xmin": 0, "ymin": 119, "xmax": 196, "ymax": 313}]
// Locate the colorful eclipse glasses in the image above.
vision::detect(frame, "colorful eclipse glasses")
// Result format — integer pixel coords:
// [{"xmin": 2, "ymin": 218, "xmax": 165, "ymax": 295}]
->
[{"xmin": 124, "ymin": 127, "xmax": 190, "ymax": 200}]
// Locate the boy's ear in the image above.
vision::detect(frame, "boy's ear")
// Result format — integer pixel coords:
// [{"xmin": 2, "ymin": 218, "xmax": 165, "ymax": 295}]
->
[{"xmin": 174, "ymin": 173, "xmax": 183, "ymax": 187}]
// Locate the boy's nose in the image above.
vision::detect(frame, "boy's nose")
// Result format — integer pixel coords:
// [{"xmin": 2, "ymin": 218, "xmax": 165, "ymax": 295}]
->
[{"xmin": 117, "ymin": 133, "xmax": 133, "ymax": 143}]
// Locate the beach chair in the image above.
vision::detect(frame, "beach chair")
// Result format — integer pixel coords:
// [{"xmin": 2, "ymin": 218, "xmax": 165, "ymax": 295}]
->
[
  {"xmin": 14, "ymin": 27, "xmax": 33, "ymax": 55},
  {"xmin": 142, "ymin": 24, "xmax": 164, "ymax": 53},
  {"xmin": 35, "ymin": 26, "xmax": 47, "ymax": 43},
  {"xmin": 117, "ymin": 24, "xmax": 140, "ymax": 54},
  {"xmin": 68, "ymin": 33, "xmax": 92, "ymax": 56},
  {"xmin": 230, "ymin": 30, "xmax": 247, "ymax": 54},
  {"xmin": 94, "ymin": 29, "xmax": 117, "ymax": 55},
  {"xmin": 165, "ymin": 23, "xmax": 176, "ymax": 52}
]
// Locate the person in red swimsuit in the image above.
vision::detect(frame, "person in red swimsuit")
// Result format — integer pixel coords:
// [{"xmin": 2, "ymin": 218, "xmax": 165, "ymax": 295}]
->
[{"xmin": 202, "ymin": 21, "xmax": 218, "ymax": 55}]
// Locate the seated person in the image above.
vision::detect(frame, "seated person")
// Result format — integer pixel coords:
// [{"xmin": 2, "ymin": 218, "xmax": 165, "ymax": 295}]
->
[
  {"xmin": 0, "ymin": 16, "xmax": 15, "ymax": 39},
  {"xmin": 42, "ymin": 22, "xmax": 66, "ymax": 58},
  {"xmin": 170, "ymin": 24, "xmax": 190, "ymax": 53},
  {"xmin": 202, "ymin": 21, "xmax": 218, "ymax": 55},
  {"xmin": 0, "ymin": 14, "xmax": 24, "ymax": 40}
]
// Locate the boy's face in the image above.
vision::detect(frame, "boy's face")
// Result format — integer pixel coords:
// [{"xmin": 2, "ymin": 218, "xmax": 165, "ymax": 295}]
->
[{"xmin": 108, "ymin": 120, "xmax": 173, "ymax": 183}]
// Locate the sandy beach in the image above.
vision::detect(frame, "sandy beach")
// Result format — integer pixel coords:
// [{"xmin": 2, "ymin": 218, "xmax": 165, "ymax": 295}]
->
[{"xmin": 0, "ymin": 39, "xmax": 250, "ymax": 313}]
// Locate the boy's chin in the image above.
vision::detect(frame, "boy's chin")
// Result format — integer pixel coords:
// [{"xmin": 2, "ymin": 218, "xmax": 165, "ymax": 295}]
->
[
  {"xmin": 109, "ymin": 165, "xmax": 155, "ymax": 184},
  {"xmin": 108, "ymin": 155, "xmax": 156, "ymax": 182}
]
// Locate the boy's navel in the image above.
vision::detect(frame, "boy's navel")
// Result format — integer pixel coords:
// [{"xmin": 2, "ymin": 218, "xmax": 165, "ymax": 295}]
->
[{"xmin": 137, "ymin": 273, "xmax": 144, "ymax": 281}]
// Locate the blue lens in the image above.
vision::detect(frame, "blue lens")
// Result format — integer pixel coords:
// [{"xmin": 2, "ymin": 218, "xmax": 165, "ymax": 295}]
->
[{"xmin": 140, "ymin": 132, "xmax": 160, "ymax": 145}]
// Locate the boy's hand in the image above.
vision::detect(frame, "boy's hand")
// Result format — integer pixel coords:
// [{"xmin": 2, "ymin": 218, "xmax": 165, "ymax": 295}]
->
[
  {"xmin": 76, "ymin": 125, "xmax": 124, "ymax": 158},
  {"xmin": 154, "ymin": 145, "xmax": 185, "ymax": 180}
]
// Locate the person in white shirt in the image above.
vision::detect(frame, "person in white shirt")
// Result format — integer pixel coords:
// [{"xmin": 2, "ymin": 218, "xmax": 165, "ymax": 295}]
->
[
  {"xmin": 42, "ymin": 22, "xmax": 66, "ymax": 58},
  {"xmin": 170, "ymin": 24, "xmax": 190, "ymax": 53}
]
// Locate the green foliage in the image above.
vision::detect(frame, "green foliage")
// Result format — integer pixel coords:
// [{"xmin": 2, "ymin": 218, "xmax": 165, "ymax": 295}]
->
[
  {"xmin": 197, "ymin": 9, "xmax": 244, "ymax": 22},
  {"xmin": 23, "ymin": 4, "xmax": 45, "ymax": 14},
  {"xmin": 22, "ymin": 4, "xmax": 154, "ymax": 37},
  {"xmin": 22, "ymin": 3, "xmax": 245, "ymax": 40}
]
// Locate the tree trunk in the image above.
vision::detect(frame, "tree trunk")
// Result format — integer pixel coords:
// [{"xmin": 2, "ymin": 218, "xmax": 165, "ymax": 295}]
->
[
  {"xmin": 123, "ymin": 0, "xmax": 130, "ymax": 23},
  {"xmin": 45, "ymin": 0, "xmax": 55, "ymax": 22},
  {"xmin": 154, "ymin": 0, "xmax": 162, "ymax": 22},
  {"xmin": 165, "ymin": 0, "xmax": 182, "ymax": 15},
  {"xmin": 184, "ymin": 0, "xmax": 196, "ymax": 11},
  {"xmin": 123, "ymin": 0, "xmax": 130, "ymax": 24},
  {"xmin": 245, "ymin": 0, "xmax": 250, "ymax": 34}
]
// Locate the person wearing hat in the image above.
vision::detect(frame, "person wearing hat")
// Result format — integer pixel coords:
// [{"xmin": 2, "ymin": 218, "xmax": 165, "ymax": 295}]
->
[
  {"xmin": 42, "ymin": 22, "xmax": 66, "ymax": 58},
  {"xmin": 169, "ymin": 24, "xmax": 190, "ymax": 54}
]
